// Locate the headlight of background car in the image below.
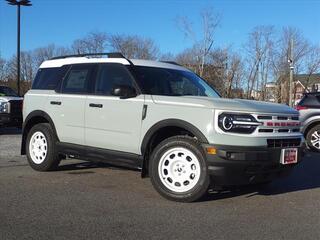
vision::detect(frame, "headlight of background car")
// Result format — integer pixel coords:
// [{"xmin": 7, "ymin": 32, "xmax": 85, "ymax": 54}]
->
[
  {"xmin": 218, "ymin": 113, "xmax": 261, "ymax": 134},
  {"xmin": 0, "ymin": 101, "xmax": 9, "ymax": 113}
]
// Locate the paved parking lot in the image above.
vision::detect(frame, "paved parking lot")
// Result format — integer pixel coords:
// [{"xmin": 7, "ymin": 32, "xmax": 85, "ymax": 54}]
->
[{"xmin": 1, "ymin": 127, "xmax": 320, "ymax": 240}]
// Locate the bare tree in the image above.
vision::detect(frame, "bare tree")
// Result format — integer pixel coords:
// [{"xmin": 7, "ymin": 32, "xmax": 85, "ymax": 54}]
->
[
  {"xmin": 225, "ymin": 53, "xmax": 244, "ymax": 98},
  {"xmin": 72, "ymin": 31, "xmax": 108, "ymax": 54},
  {"xmin": 177, "ymin": 8, "xmax": 221, "ymax": 77},
  {"xmin": 5, "ymin": 51, "xmax": 34, "ymax": 92},
  {"xmin": 159, "ymin": 52, "xmax": 175, "ymax": 62},
  {"xmin": 0, "ymin": 55, "xmax": 6, "ymax": 82},
  {"xmin": 243, "ymin": 25, "xmax": 274, "ymax": 100},
  {"xmin": 302, "ymin": 45, "xmax": 320, "ymax": 91},
  {"xmin": 109, "ymin": 34, "xmax": 159, "ymax": 60},
  {"xmin": 33, "ymin": 44, "xmax": 70, "ymax": 67},
  {"xmin": 175, "ymin": 46, "xmax": 199, "ymax": 72}
]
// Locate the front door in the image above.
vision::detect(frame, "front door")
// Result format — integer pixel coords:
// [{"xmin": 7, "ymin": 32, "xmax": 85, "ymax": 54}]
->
[{"xmin": 85, "ymin": 63, "xmax": 144, "ymax": 154}]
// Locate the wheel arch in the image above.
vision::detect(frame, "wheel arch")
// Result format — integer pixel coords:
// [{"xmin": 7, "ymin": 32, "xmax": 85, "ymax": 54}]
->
[
  {"xmin": 21, "ymin": 110, "xmax": 58, "ymax": 155},
  {"xmin": 303, "ymin": 119, "xmax": 320, "ymax": 138},
  {"xmin": 140, "ymin": 119, "xmax": 209, "ymax": 177}
]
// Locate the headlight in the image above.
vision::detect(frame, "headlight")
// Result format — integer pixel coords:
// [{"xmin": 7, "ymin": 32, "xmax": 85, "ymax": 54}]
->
[
  {"xmin": 0, "ymin": 101, "xmax": 9, "ymax": 113},
  {"xmin": 218, "ymin": 113, "xmax": 261, "ymax": 134}
]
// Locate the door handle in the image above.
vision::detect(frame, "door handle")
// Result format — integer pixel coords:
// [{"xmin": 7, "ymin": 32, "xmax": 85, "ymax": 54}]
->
[
  {"xmin": 50, "ymin": 101, "xmax": 61, "ymax": 105},
  {"xmin": 89, "ymin": 103, "xmax": 103, "ymax": 108}
]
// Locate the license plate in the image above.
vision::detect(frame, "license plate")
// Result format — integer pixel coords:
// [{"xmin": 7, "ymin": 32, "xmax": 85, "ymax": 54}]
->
[{"xmin": 280, "ymin": 148, "xmax": 298, "ymax": 165}]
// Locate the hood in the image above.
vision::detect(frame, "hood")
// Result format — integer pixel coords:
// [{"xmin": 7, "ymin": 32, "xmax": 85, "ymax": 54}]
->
[
  {"xmin": 209, "ymin": 98, "xmax": 297, "ymax": 114},
  {"xmin": 0, "ymin": 96, "xmax": 23, "ymax": 102},
  {"xmin": 152, "ymin": 95, "xmax": 298, "ymax": 115}
]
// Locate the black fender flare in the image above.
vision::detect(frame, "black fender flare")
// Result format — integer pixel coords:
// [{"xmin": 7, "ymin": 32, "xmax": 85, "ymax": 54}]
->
[
  {"xmin": 140, "ymin": 119, "xmax": 209, "ymax": 155},
  {"xmin": 21, "ymin": 110, "xmax": 58, "ymax": 155}
]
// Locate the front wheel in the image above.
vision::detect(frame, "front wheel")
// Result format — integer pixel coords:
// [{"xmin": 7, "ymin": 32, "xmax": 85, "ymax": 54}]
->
[
  {"xmin": 26, "ymin": 123, "xmax": 61, "ymax": 171},
  {"xmin": 149, "ymin": 136, "xmax": 210, "ymax": 202},
  {"xmin": 306, "ymin": 125, "xmax": 320, "ymax": 152}
]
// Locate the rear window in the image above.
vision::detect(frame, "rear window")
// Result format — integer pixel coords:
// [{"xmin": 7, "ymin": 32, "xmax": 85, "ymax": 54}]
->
[
  {"xmin": 299, "ymin": 94, "xmax": 320, "ymax": 107},
  {"xmin": 32, "ymin": 66, "xmax": 69, "ymax": 90},
  {"xmin": 61, "ymin": 64, "xmax": 95, "ymax": 94}
]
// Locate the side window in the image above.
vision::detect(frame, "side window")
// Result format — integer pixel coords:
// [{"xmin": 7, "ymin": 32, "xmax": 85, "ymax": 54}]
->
[
  {"xmin": 95, "ymin": 64, "xmax": 134, "ymax": 96},
  {"xmin": 32, "ymin": 66, "xmax": 69, "ymax": 90},
  {"xmin": 61, "ymin": 64, "xmax": 93, "ymax": 94}
]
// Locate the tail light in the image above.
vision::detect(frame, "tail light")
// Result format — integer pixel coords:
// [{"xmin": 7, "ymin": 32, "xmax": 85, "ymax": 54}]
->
[{"xmin": 295, "ymin": 105, "xmax": 308, "ymax": 111}]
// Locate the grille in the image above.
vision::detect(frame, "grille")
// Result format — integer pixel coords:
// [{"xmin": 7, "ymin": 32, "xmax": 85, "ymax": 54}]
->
[
  {"xmin": 267, "ymin": 138, "xmax": 301, "ymax": 148},
  {"xmin": 254, "ymin": 114, "xmax": 300, "ymax": 136},
  {"xmin": 9, "ymin": 100, "xmax": 23, "ymax": 114}
]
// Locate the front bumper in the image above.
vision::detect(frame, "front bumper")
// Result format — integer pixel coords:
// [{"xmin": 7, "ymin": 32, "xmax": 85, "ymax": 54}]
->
[
  {"xmin": 202, "ymin": 143, "xmax": 306, "ymax": 186},
  {"xmin": 0, "ymin": 113, "xmax": 22, "ymax": 127}
]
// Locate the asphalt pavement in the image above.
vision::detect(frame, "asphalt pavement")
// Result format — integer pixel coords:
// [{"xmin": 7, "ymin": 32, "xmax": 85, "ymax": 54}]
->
[{"xmin": 1, "ymin": 127, "xmax": 320, "ymax": 240}]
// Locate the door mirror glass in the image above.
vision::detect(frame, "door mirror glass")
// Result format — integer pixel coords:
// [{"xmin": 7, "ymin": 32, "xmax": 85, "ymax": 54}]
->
[{"xmin": 111, "ymin": 85, "xmax": 137, "ymax": 99}]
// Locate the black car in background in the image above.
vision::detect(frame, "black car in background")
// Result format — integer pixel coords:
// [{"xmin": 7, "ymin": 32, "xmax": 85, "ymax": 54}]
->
[{"xmin": 0, "ymin": 86, "xmax": 23, "ymax": 128}]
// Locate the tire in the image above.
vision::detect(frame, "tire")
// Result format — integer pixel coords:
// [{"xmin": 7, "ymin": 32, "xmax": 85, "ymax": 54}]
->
[
  {"xmin": 306, "ymin": 125, "xmax": 320, "ymax": 152},
  {"xmin": 26, "ymin": 123, "xmax": 61, "ymax": 171},
  {"xmin": 149, "ymin": 136, "xmax": 210, "ymax": 202}
]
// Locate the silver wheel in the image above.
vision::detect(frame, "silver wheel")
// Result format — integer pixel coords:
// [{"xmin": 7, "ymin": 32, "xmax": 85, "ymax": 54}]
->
[
  {"xmin": 29, "ymin": 131, "xmax": 48, "ymax": 164},
  {"xmin": 158, "ymin": 147, "xmax": 201, "ymax": 193},
  {"xmin": 311, "ymin": 130, "xmax": 320, "ymax": 150}
]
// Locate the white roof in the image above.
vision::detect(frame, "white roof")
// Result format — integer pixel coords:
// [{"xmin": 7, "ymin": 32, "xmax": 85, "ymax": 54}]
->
[{"xmin": 39, "ymin": 57, "xmax": 191, "ymax": 72}]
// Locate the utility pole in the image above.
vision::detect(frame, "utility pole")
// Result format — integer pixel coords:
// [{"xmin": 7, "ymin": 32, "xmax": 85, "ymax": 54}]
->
[
  {"xmin": 6, "ymin": 0, "xmax": 32, "ymax": 96},
  {"xmin": 288, "ymin": 38, "xmax": 294, "ymax": 107},
  {"xmin": 17, "ymin": 3, "xmax": 20, "ymax": 96}
]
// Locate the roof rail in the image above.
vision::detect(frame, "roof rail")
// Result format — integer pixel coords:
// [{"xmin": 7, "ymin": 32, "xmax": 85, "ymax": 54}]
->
[
  {"xmin": 160, "ymin": 61, "xmax": 181, "ymax": 66},
  {"xmin": 50, "ymin": 52, "xmax": 125, "ymax": 60}
]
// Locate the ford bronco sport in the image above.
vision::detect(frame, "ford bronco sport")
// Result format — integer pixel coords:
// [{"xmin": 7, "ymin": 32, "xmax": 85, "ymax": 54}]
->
[{"xmin": 21, "ymin": 53, "xmax": 304, "ymax": 202}]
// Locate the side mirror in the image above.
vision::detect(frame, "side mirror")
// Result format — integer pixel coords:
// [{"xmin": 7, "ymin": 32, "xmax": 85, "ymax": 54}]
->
[{"xmin": 111, "ymin": 85, "xmax": 137, "ymax": 99}]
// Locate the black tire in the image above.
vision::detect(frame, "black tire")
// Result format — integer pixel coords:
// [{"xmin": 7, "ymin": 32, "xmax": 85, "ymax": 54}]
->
[
  {"xmin": 306, "ymin": 125, "xmax": 320, "ymax": 152},
  {"xmin": 149, "ymin": 136, "xmax": 210, "ymax": 202},
  {"xmin": 26, "ymin": 123, "xmax": 61, "ymax": 171}
]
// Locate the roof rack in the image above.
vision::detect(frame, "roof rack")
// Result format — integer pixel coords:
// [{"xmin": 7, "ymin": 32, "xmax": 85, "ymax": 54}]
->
[
  {"xmin": 160, "ymin": 61, "xmax": 181, "ymax": 66},
  {"xmin": 50, "ymin": 52, "xmax": 125, "ymax": 60}
]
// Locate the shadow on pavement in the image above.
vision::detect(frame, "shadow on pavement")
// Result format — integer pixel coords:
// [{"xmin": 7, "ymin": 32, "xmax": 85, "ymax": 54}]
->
[
  {"xmin": 203, "ymin": 152, "xmax": 320, "ymax": 201},
  {"xmin": 59, "ymin": 152, "xmax": 320, "ymax": 202},
  {"xmin": 0, "ymin": 127, "xmax": 22, "ymax": 135},
  {"xmin": 57, "ymin": 160, "xmax": 139, "ymax": 173}
]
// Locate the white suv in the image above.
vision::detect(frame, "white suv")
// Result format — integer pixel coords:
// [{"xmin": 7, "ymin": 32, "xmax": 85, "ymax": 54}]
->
[{"xmin": 21, "ymin": 53, "xmax": 304, "ymax": 202}]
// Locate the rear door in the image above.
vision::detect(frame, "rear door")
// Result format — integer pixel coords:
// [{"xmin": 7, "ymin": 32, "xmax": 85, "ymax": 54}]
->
[
  {"xmin": 47, "ymin": 64, "xmax": 95, "ymax": 145},
  {"xmin": 85, "ymin": 63, "xmax": 144, "ymax": 154}
]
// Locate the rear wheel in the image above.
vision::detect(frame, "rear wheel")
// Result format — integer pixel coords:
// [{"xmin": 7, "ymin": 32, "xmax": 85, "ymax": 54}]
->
[
  {"xmin": 149, "ymin": 136, "xmax": 210, "ymax": 202},
  {"xmin": 26, "ymin": 123, "xmax": 61, "ymax": 171},
  {"xmin": 306, "ymin": 125, "xmax": 320, "ymax": 152}
]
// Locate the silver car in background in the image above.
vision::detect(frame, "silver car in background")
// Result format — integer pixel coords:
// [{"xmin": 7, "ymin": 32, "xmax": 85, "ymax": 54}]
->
[{"xmin": 297, "ymin": 92, "xmax": 320, "ymax": 152}]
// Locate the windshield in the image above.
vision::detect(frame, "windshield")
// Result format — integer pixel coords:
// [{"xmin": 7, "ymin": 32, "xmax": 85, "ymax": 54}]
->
[
  {"xmin": 0, "ymin": 86, "xmax": 18, "ymax": 97},
  {"xmin": 134, "ymin": 66, "xmax": 220, "ymax": 98}
]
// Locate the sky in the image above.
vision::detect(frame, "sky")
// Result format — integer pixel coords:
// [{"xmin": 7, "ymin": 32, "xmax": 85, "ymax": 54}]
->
[{"xmin": 0, "ymin": 0, "xmax": 319, "ymax": 59}]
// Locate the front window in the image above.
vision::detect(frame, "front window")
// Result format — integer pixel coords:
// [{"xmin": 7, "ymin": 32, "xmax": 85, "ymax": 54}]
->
[
  {"xmin": 134, "ymin": 66, "xmax": 220, "ymax": 98},
  {"xmin": 95, "ymin": 63, "xmax": 135, "ymax": 96},
  {"xmin": 0, "ymin": 86, "xmax": 18, "ymax": 97}
]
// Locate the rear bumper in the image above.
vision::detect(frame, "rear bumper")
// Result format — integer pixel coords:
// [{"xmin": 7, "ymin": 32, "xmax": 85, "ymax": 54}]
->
[
  {"xmin": 202, "ymin": 143, "xmax": 306, "ymax": 186},
  {"xmin": 0, "ymin": 113, "xmax": 22, "ymax": 127}
]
